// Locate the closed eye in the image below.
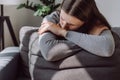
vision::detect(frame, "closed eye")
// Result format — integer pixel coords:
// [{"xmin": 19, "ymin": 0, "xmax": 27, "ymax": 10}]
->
[{"xmin": 60, "ymin": 16, "xmax": 79, "ymax": 27}]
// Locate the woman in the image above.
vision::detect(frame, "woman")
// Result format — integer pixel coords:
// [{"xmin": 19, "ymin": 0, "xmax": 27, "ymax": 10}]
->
[{"xmin": 38, "ymin": 0, "xmax": 115, "ymax": 61}]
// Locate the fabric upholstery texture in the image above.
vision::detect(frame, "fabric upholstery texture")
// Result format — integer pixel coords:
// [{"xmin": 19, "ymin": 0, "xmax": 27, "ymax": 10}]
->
[
  {"xmin": 0, "ymin": 47, "xmax": 19, "ymax": 80},
  {"xmin": 19, "ymin": 26, "xmax": 39, "ymax": 79}
]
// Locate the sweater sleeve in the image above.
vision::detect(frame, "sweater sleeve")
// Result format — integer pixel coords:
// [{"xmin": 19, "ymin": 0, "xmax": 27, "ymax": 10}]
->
[
  {"xmin": 43, "ymin": 11, "xmax": 60, "ymax": 24},
  {"xmin": 65, "ymin": 30, "xmax": 115, "ymax": 57},
  {"xmin": 39, "ymin": 32, "xmax": 82, "ymax": 61}
]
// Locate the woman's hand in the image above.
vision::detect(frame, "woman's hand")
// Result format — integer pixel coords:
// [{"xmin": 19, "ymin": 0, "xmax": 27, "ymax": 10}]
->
[{"xmin": 38, "ymin": 21, "xmax": 67, "ymax": 37}]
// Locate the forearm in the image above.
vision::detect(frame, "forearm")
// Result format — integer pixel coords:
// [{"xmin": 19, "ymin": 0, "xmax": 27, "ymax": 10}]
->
[
  {"xmin": 39, "ymin": 32, "xmax": 82, "ymax": 61},
  {"xmin": 65, "ymin": 30, "xmax": 115, "ymax": 57},
  {"xmin": 43, "ymin": 11, "xmax": 60, "ymax": 24}
]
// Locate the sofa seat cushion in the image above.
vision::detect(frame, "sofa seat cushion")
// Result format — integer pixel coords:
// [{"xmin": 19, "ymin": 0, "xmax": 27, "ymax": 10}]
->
[{"xmin": 0, "ymin": 47, "xmax": 19, "ymax": 80}]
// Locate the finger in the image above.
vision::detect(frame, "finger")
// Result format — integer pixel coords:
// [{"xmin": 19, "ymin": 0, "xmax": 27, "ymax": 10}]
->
[
  {"xmin": 39, "ymin": 24, "xmax": 51, "ymax": 32},
  {"xmin": 39, "ymin": 24, "xmax": 46, "ymax": 31},
  {"xmin": 38, "ymin": 25, "xmax": 48, "ymax": 35},
  {"xmin": 38, "ymin": 28, "xmax": 47, "ymax": 35},
  {"xmin": 41, "ymin": 22, "xmax": 46, "ymax": 25}
]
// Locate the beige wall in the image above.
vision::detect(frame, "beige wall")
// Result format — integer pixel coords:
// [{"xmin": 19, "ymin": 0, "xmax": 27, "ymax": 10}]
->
[
  {"xmin": 4, "ymin": 5, "xmax": 42, "ymax": 47},
  {"xmin": 96, "ymin": 0, "xmax": 120, "ymax": 27}
]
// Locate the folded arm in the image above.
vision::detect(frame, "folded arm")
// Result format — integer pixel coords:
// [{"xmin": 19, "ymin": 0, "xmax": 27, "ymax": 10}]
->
[
  {"xmin": 39, "ymin": 32, "xmax": 82, "ymax": 61},
  {"xmin": 43, "ymin": 11, "xmax": 60, "ymax": 24},
  {"xmin": 65, "ymin": 30, "xmax": 115, "ymax": 57},
  {"xmin": 39, "ymin": 11, "xmax": 82, "ymax": 61}
]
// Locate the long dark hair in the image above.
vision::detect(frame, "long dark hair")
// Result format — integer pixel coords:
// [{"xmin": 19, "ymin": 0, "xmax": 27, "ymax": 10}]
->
[{"xmin": 61, "ymin": 0, "xmax": 111, "ymax": 33}]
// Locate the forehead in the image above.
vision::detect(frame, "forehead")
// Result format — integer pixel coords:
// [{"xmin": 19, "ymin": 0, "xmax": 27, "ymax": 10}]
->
[{"xmin": 60, "ymin": 9, "xmax": 82, "ymax": 26}]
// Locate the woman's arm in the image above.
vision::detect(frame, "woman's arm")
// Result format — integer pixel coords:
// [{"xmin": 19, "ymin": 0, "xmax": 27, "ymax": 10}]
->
[
  {"xmin": 43, "ymin": 11, "xmax": 60, "ymax": 24},
  {"xmin": 65, "ymin": 30, "xmax": 115, "ymax": 57},
  {"xmin": 39, "ymin": 32, "xmax": 82, "ymax": 61}
]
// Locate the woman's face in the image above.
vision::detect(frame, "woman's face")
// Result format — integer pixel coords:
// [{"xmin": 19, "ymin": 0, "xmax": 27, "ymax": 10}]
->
[{"xmin": 60, "ymin": 9, "xmax": 84, "ymax": 30}]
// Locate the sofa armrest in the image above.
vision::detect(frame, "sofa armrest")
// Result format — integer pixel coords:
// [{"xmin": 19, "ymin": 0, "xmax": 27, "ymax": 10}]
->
[
  {"xmin": 19, "ymin": 26, "xmax": 39, "ymax": 49},
  {"xmin": 19, "ymin": 26, "xmax": 39, "ymax": 79},
  {"xmin": 0, "ymin": 47, "xmax": 20, "ymax": 80},
  {"xmin": 19, "ymin": 26, "xmax": 39, "ymax": 65}
]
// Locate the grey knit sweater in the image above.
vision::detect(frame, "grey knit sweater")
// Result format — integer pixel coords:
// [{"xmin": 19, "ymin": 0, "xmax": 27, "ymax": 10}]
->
[{"xmin": 39, "ymin": 11, "xmax": 115, "ymax": 61}]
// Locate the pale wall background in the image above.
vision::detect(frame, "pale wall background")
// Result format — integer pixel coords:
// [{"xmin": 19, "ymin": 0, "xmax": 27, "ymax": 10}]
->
[
  {"xmin": 96, "ymin": 0, "xmax": 120, "ymax": 27},
  {"xmin": 2, "ymin": 0, "xmax": 120, "ymax": 47}
]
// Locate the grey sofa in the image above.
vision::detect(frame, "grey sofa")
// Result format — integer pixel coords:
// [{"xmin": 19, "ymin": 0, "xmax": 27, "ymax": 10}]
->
[{"xmin": 0, "ymin": 26, "xmax": 120, "ymax": 80}]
